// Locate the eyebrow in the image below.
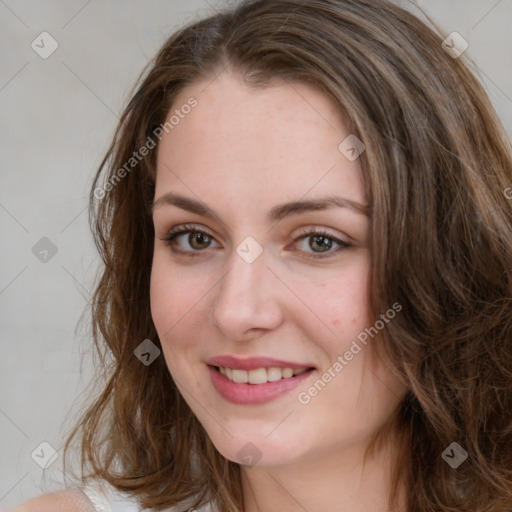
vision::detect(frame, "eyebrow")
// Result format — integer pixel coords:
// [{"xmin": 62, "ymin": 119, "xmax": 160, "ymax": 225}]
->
[{"xmin": 151, "ymin": 192, "xmax": 370, "ymax": 223}]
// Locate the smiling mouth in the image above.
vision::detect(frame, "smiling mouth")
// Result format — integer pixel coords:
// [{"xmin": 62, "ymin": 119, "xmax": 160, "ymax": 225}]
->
[{"xmin": 212, "ymin": 366, "xmax": 314, "ymax": 385}]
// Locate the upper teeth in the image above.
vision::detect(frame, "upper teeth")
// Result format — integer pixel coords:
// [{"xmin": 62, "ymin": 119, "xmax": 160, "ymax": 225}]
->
[{"xmin": 218, "ymin": 366, "xmax": 308, "ymax": 384}]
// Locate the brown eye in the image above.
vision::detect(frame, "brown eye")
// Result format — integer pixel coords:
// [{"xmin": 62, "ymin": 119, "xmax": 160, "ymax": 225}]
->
[
  {"xmin": 187, "ymin": 231, "xmax": 212, "ymax": 250},
  {"xmin": 161, "ymin": 224, "xmax": 220, "ymax": 255}
]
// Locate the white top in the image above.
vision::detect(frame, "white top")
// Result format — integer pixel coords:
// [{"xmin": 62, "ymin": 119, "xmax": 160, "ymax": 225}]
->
[{"xmin": 79, "ymin": 480, "xmax": 216, "ymax": 512}]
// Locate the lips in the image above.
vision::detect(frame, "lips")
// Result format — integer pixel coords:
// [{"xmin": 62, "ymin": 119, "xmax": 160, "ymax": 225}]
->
[{"xmin": 206, "ymin": 355, "xmax": 316, "ymax": 404}]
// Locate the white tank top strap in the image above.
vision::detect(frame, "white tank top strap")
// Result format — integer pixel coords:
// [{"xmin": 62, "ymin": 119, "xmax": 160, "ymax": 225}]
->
[{"xmin": 79, "ymin": 484, "xmax": 113, "ymax": 512}]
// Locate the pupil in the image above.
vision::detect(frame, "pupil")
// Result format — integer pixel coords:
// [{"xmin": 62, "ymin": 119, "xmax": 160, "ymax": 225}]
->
[
  {"xmin": 312, "ymin": 236, "xmax": 331, "ymax": 252},
  {"xmin": 191, "ymin": 232, "xmax": 209, "ymax": 248}
]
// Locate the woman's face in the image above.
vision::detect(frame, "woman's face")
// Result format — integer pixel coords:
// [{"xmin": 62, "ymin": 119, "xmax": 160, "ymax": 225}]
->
[{"xmin": 150, "ymin": 71, "xmax": 406, "ymax": 467}]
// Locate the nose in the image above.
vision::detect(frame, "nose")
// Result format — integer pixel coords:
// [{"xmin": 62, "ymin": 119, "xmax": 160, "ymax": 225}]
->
[{"xmin": 209, "ymin": 246, "xmax": 284, "ymax": 340}]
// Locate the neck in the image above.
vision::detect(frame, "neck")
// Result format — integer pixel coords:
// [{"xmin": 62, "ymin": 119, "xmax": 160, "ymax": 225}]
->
[{"xmin": 240, "ymin": 433, "xmax": 409, "ymax": 512}]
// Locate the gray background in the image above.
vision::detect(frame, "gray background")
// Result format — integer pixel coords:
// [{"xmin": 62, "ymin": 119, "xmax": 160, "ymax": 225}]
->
[{"xmin": 1, "ymin": 0, "xmax": 511, "ymax": 509}]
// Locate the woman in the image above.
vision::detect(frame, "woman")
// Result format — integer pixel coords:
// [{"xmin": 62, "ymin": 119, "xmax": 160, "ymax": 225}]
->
[{"xmin": 15, "ymin": 0, "xmax": 512, "ymax": 510}]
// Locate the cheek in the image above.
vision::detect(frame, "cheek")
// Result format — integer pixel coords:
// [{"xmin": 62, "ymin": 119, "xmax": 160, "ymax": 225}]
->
[
  {"xmin": 321, "ymin": 289, "xmax": 372, "ymax": 359},
  {"xmin": 313, "ymin": 268, "xmax": 372, "ymax": 336},
  {"xmin": 149, "ymin": 253, "xmax": 213, "ymax": 365},
  {"xmin": 149, "ymin": 256, "xmax": 194, "ymax": 338},
  {"xmin": 149, "ymin": 261, "xmax": 192, "ymax": 377}
]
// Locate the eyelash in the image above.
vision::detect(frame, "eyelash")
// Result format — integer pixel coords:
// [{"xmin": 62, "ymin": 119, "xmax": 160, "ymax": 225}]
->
[{"xmin": 159, "ymin": 223, "xmax": 351, "ymax": 259}]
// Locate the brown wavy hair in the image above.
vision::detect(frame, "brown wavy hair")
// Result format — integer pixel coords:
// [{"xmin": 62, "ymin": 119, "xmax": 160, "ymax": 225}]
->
[{"xmin": 62, "ymin": 0, "xmax": 512, "ymax": 510}]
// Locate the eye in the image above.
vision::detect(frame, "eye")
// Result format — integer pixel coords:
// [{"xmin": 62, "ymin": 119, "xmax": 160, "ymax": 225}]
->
[
  {"xmin": 292, "ymin": 228, "xmax": 351, "ymax": 259},
  {"xmin": 160, "ymin": 223, "xmax": 220, "ymax": 256},
  {"xmin": 158, "ymin": 224, "xmax": 351, "ymax": 259}
]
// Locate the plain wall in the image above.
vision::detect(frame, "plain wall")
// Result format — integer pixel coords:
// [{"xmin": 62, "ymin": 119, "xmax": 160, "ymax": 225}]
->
[{"xmin": 1, "ymin": 0, "xmax": 511, "ymax": 509}]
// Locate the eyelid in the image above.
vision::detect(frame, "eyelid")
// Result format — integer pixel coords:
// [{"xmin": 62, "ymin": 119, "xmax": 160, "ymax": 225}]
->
[
  {"xmin": 164, "ymin": 223, "xmax": 214, "ymax": 237},
  {"xmin": 293, "ymin": 225, "xmax": 347, "ymax": 242},
  {"xmin": 160, "ymin": 223, "xmax": 347, "ymax": 242}
]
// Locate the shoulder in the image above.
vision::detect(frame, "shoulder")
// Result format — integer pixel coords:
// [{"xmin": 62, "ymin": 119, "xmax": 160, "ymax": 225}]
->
[
  {"xmin": 12, "ymin": 482, "xmax": 215, "ymax": 512},
  {"xmin": 12, "ymin": 489, "xmax": 96, "ymax": 512}
]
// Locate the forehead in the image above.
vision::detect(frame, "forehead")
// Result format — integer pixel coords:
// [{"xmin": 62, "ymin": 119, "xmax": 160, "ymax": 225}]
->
[{"xmin": 154, "ymin": 71, "xmax": 366, "ymax": 209}]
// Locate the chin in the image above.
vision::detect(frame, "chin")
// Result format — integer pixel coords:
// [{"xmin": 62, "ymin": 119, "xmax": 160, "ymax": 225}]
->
[{"xmin": 202, "ymin": 424, "xmax": 299, "ymax": 467}]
